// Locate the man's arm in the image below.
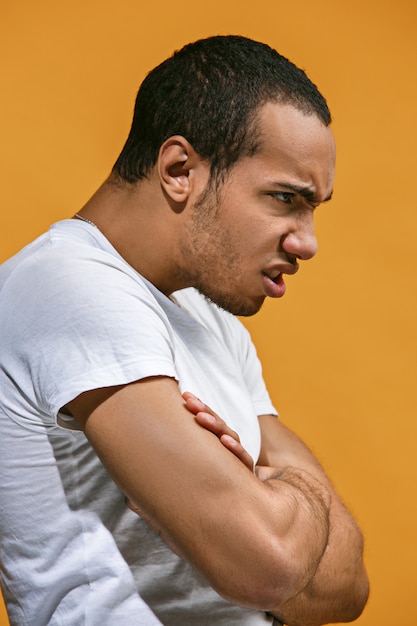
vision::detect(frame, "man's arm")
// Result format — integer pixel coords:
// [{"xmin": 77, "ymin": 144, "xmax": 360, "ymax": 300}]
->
[
  {"xmin": 183, "ymin": 395, "xmax": 369, "ymax": 625},
  {"xmin": 258, "ymin": 414, "xmax": 369, "ymax": 626},
  {"xmin": 66, "ymin": 376, "xmax": 331, "ymax": 610}
]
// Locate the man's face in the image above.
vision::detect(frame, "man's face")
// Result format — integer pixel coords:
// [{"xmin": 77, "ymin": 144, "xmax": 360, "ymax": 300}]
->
[{"xmin": 177, "ymin": 102, "xmax": 336, "ymax": 316}]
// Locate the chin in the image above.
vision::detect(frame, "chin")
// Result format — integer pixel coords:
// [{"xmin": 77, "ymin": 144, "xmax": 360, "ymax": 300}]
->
[
  {"xmin": 235, "ymin": 302, "xmax": 264, "ymax": 317},
  {"xmin": 204, "ymin": 292, "xmax": 265, "ymax": 317}
]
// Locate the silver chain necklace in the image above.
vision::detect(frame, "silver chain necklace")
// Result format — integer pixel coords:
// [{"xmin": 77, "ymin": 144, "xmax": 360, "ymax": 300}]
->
[{"xmin": 73, "ymin": 213, "xmax": 98, "ymax": 228}]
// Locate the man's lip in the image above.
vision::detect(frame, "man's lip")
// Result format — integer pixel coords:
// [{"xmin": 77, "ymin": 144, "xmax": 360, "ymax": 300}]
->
[
  {"xmin": 262, "ymin": 272, "xmax": 286, "ymax": 298},
  {"xmin": 263, "ymin": 263, "xmax": 299, "ymax": 281}
]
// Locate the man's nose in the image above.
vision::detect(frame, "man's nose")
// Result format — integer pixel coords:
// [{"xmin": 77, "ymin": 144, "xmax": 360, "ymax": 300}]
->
[{"xmin": 280, "ymin": 215, "xmax": 318, "ymax": 261}]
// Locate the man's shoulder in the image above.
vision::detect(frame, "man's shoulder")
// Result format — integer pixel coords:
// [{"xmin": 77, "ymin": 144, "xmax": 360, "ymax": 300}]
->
[{"xmin": 1, "ymin": 219, "xmax": 144, "ymax": 292}]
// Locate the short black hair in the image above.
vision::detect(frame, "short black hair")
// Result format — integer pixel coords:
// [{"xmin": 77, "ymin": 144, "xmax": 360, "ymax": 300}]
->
[{"xmin": 113, "ymin": 35, "xmax": 331, "ymax": 184}]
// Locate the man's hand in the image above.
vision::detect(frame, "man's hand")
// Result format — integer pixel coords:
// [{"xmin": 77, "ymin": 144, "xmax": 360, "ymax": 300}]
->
[{"xmin": 182, "ymin": 391, "xmax": 254, "ymax": 472}]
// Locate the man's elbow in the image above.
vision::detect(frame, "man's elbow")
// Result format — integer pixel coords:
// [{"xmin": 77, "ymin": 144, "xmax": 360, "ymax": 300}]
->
[
  {"xmin": 308, "ymin": 565, "xmax": 370, "ymax": 626},
  {"xmin": 213, "ymin": 573, "xmax": 304, "ymax": 613},
  {"xmin": 213, "ymin": 547, "xmax": 370, "ymax": 625},
  {"xmin": 341, "ymin": 567, "xmax": 370, "ymax": 623},
  {"xmin": 209, "ymin": 542, "xmax": 320, "ymax": 611}
]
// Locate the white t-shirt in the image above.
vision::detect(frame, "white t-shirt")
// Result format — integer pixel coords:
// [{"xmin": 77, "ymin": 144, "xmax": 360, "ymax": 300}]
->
[{"xmin": 0, "ymin": 220, "xmax": 277, "ymax": 626}]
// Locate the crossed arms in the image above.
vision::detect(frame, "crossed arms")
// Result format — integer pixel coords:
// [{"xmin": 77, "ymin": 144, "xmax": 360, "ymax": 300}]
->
[{"xmin": 66, "ymin": 376, "xmax": 369, "ymax": 626}]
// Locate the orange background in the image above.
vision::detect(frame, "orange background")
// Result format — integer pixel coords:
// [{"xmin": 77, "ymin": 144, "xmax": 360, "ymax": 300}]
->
[{"xmin": 1, "ymin": 1, "xmax": 416, "ymax": 624}]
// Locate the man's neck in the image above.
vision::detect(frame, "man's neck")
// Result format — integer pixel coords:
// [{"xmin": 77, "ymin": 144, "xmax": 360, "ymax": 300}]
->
[{"xmin": 75, "ymin": 174, "xmax": 190, "ymax": 295}]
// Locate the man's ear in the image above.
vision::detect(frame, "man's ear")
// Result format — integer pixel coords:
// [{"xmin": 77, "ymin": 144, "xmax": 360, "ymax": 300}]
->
[{"xmin": 158, "ymin": 136, "xmax": 206, "ymax": 203}]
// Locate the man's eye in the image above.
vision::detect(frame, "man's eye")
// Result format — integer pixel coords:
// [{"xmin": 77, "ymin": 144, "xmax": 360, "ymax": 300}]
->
[{"xmin": 271, "ymin": 191, "xmax": 294, "ymax": 204}]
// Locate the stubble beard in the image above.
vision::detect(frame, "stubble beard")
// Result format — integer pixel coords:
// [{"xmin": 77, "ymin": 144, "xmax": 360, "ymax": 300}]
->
[{"xmin": 176, "ymin": 186, "xmax": 264, "ymax": 317}]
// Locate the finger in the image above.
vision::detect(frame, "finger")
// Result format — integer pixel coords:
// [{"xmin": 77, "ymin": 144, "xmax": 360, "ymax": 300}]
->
[
  {"xmin": 183, "ymin": 392, "xmax": 211, "ymax": 415},
  {"xmin": 183, "ymin": 392, "xmax": 241, "ymax": 442},
  {"xmin": 220, "ymin": 434, "xmax": 254, "ymax": 471},
  {"xmin": 183, "ymin": 392, "xmax": 253, "ymax": 470},
  {"xmin": 183, "ymin": 392, "xmax": 225, "ymax": 425},
  {"xmin": 194, "ymin": 410, "xmax": 241, "ymax": 443}
]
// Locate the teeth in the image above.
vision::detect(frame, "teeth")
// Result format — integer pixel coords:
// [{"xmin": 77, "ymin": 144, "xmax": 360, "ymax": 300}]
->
[
  {"xmin": 263, "ymin": 270, "xmax": 281, "ymax": 283},
  {"xmin": 268, "ymin": 271, "xmax": 280, "ymax": 282}
]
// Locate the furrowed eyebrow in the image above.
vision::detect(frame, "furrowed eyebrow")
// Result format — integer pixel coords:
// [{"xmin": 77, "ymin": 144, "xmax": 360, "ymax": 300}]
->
[{"xmin": 273, "ymin": 182, "xmax": 333, "ymax": 203}]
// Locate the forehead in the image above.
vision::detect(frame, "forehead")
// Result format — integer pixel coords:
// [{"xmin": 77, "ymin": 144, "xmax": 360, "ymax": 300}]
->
[{"xmin": 244, "ymin": 102, "xmax": 336, "ymax": 199}]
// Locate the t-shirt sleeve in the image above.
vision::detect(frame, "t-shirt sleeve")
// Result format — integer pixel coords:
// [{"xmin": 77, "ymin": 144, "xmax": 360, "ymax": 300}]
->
[{"xmin": 1, "ymin": 243, "xmax": 177, "ymax": 426}]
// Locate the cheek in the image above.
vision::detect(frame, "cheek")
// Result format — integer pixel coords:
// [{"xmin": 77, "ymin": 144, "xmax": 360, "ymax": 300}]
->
[{"xmin": 240, "ymin": 221, "xmax": 283, "ymax": 252}]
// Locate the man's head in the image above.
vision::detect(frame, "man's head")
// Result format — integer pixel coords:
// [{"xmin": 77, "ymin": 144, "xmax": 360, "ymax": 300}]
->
[
  {"xmin": 172, "ymin": 102, "xmax": 335, "ymax": 316},
  {"xmin": 112, "ymin": 35, "xmax": 331, "ymax": 186},
  {"xmin": 105, "ymin": 36, "xmax": 335, "ymax": 316}
]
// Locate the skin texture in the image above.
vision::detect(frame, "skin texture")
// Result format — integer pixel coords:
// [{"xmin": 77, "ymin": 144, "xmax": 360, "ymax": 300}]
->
[
  {"xmin": 66, "ymin": 102, "xmax": 369, "ymax": 623},
  {"xmin": 175, "ymin": 394, "xmax": 369, "ymax": 626},
  {"xmin": 257, "ymin": 416, "xmax": 369, "ymax": 626},
  {"xmin": 78, "ymin": 103, "xmax": 335, "ymax": 313},
  {"xmin": 173, "ymin": 103, "xmax": 334, "ymax": 316},
  {"xmin": 68, "ymin": 377, "xmax": 332, "ymax": 609}
]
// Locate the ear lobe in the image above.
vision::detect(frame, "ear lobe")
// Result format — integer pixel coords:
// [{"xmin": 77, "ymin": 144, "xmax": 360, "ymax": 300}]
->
[{"xmin": 158, "ymin": 136, "xmax": 199, "ymax": 203}]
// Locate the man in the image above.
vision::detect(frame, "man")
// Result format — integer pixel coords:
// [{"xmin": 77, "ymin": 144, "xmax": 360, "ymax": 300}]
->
[{"xmin": 0, "ymin": 35, "xmax": 369, "ymax": 625}]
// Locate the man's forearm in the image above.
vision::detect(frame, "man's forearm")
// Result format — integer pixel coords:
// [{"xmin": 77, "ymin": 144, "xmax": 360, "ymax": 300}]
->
[
  {"xmin": 258, "ymin": 416, "xmax": 369, "ymax": 625},
  {"xmin": 269, "ymin": 502, "xmax": 369, "ymax": 626},
  {"xmin": 183, "ymin": 396, "xmax": 368, "ymax": 620},
  {"xmin": 68, "ymin": 380, "xmax": 341, "ymax": 610},
  {"xmin": 258, "ymin": 465, "xmax": 331, "ymax": 596}
]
